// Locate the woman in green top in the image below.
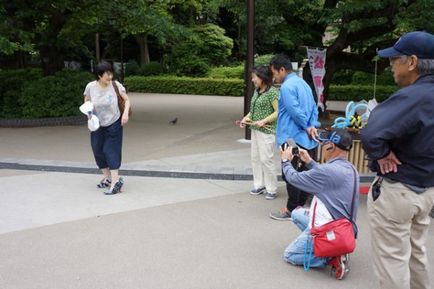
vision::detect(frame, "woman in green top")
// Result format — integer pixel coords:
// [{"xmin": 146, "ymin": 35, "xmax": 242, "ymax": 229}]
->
[{"xmin": 240, "ymin": 65, "xmax": 279, "ymax": 200}]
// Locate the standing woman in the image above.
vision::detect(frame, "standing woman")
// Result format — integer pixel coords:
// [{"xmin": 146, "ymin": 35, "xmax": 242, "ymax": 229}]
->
[
  {"xmin": 83, "ymin": 61, "xmax": 131, "ymax": 195},
  {"xmin": 240, "ymin": 65, "xmax": 279, "ymax": 200}
]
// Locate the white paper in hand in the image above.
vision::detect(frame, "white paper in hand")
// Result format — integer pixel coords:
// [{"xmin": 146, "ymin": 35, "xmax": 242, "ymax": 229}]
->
[
  {"xmin": 87, "ymin": 114, "xmax": 100, "ymax": 131},
  {"xmin": 80, "ymin": 101, "xmax": 94, "ymax": 115}
]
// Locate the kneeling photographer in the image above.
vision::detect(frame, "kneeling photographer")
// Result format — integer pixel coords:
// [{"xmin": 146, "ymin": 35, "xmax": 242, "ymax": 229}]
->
[
  {"xmin": 269, "ymin": 139, "xmax": 316, "ymax": 220},
  {"xmin": 280, "ymin": 128, "xmax": 359, "ymax": 280}
]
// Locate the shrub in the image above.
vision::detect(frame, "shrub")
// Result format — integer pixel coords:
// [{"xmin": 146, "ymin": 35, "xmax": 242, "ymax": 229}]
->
[
  {"xmin": 125, "ymin": 76, "xmax": 244, "ymax": 96},
  {"xmin": 254, "ymin": 54, "xmax": 274, "ymax": 65},
  {"xmin": 352, "ymin": 71, "xmax": 395, "ymax": 86},
  {"xmin": 18, "ymin": 70, "xmax": 93, "ymax": 118},
  {"xmin": 141, "ymin": 61, "xmax": 163, "ymax": 76},
  {"xmin": 328, "ymin": 84, "xmax": 397, "ymax": 103},
  {"xmin": 125, "ymin": 60, "xmax": 141, "ymax": 76},
  {"xmin": 173, "ymin": 56, "xmax": 210, "ymax": 77},
  {"xmin": 331, "ymin": 70, "xmax": 354, "ymax": 85},
  {"xmin": 0, "ymin": 68, "xmax": 43, "ymax": 118},
  {"xmin": 332, "ymin": 69, "xmax": 395, "ymax": 86},
  {"xmin": 169, "ymin": 24, "xmax": 233, "ymax": 76},
  {"xmin": 191, "ymin": 24, "xmax": 233, "ymax": 65},
  {"xmin": 208, "ymin": 65, "xmax": 244, "ymax": 79}
]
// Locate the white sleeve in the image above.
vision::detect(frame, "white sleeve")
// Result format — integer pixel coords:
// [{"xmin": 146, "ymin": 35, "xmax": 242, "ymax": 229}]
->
[
  {"xmin": 115, "ymin": 81, "xmax": 126, "ymax": 94},
  {"xmin": 83, "ymin": 82, "xmax": 91, "ymax": 96}
]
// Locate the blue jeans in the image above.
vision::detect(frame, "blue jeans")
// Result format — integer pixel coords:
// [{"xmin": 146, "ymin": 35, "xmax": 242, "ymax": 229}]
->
[{"xmin": 283, "ymin": 208, "xmax": 328, "ymax": 268}]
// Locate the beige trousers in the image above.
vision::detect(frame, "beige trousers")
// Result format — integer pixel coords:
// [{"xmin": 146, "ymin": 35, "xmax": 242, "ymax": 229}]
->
[
  {"xmin": 251, "ymin": 129, "xmax": 278, "ymax": 193},
  {"xmin": 367, "ymin": 177, "xmax": 434, "ymax": 289}
]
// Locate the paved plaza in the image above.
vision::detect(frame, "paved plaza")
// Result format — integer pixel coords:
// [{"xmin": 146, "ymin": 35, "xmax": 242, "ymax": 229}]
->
[{"xmin": 0, "ymin": 93, "xmax": 433, "ymax": 289}]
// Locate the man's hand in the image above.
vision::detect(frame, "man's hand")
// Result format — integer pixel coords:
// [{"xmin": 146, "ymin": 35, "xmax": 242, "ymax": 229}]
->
[
  {"xmin": 281, "ymin": 145, "xmax": 294, "ymax": 161},
  {"xmin": 298, "ymin": 149, "xmax": 312, "ymax": 165},
  {"xmin": 377, "ymin": 151, "xmax": 402, "ymax": 174},
  {"xmin": 306, "ymin": 127, "xmax": 319, "ymax": 142}
]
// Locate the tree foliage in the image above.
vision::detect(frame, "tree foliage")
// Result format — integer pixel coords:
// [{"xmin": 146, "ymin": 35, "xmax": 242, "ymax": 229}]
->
[
  {"xmin": 1, "ymin": 0, "xmax": 434, "ymax": 105},
  {"xmin": 261, "ymin": 0, "xmax": 434, "ymax": 106}
]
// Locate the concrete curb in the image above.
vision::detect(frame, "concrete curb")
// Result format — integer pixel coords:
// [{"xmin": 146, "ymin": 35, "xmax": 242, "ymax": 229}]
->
[
  {"xmin": 0, "ymin": 115, "xmax": 86, "ymax": 127},
  {"xmin": 0, "ymin": 161, "xmax": 375, "ymax": 183}
]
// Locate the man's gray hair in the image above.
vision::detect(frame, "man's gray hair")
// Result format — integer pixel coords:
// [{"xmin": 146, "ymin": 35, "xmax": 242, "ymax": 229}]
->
[{"xmin": 417, "ymin": 59, "xmax": 434, "ymax": 75}]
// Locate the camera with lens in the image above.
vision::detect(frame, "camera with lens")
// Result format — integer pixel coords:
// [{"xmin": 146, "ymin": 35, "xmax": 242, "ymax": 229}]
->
[{"xmin": 280, "ymin": 139, "xmax": 299, "ymax": 157}]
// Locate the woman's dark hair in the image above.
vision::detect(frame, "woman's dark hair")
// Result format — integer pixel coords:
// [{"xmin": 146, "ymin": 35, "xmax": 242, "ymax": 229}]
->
[
  {"xmin": 252, "ymin": 65, "xmax": 273, "ymax": 87},
  {"xmin": 95, "ymin": 61, "xmax": 113, "ymax": 80},
  {"xmin": 269, "ymin": 54, "xmax": 293, "ymax": 71}
]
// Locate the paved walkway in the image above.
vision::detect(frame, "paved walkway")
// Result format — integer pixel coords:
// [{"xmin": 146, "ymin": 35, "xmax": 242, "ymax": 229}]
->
[{"xmin": 0, "ymin": 93, "xmax": 433, "ymax": 289}]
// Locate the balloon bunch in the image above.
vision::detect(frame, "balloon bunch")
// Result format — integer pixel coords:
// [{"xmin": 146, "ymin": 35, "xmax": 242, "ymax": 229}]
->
[{"xmin": 332, "ymin": 101, "xmax": 369, "ymax": 129}]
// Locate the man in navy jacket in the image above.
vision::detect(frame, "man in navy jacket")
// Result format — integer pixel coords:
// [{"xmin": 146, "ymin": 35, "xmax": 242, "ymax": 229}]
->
[{"xmin": 361, "ymin": 31, "xmax": 434, "ymax": 289}]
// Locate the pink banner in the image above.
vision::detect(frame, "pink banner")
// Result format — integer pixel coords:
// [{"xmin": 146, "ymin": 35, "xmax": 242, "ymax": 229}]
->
[{"xmin": 307, "ymin": 48, "xmax": 327, "ymax": 111}]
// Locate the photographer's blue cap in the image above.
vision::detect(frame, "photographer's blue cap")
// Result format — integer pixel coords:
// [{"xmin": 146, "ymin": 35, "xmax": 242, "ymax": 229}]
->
[
  {"xmin": 377, "ymin": 31, "xmax": 434, "ymax": 59},
  {"xmin": 318, "ymin": 128, "xmax": 353, "ymax": 151}
]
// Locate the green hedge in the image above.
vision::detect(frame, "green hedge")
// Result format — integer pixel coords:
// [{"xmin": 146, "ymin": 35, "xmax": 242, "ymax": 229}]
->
[
  {"xmin": 0, "ymin": 68, "xmax": 43, "ymax": 118},
  {"xmin": 0, "ymin": 69, "xmax": 93, "ymax": 118},
  {"xmin": 208, "ymin": 65, "xmax": 244, "ymax": 79},
  {"xmin": 19, "ymin": 70, "xmax": 93, "ymax": 118},
  {"xmin": 125, "ymin": 60, "xmax": 164, "ymax": 76},
  {"xmin": 125, "ymin": 76, "xmax": 244, "ymax": 96},
  {"xmin": 328, "ymin": 85, "xmax": 397, "ymax": 103},
  {"xmin": 125, "ymin": 75, "xmax": 397, "ymax": 102}
]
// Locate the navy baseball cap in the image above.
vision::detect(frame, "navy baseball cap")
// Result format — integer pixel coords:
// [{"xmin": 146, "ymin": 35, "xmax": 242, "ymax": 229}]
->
[
  {"xmin": 318, "ymin": 128, "xmax": 353, "ymax": 151},
  {"xmin": 377, "ymin": 31, "xmax": 434, "ymax": 59}
]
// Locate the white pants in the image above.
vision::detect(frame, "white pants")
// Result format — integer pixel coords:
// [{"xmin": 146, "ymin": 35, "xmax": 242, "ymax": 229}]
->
[{"xmin": 251, "ymin": 129, "xmax": 278, "ymax": 193}]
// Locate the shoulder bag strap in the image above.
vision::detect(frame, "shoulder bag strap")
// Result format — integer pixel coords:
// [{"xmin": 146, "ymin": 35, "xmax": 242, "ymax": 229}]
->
[
  {"xmin": 112, "ymin": 80, "xmax": 124, "ymax": 114},
  {"xmin": 311, "ymin": 164, "xmax": 358, "ymax": 229},
  {"xmin": 348, "ymin": 165, "xmax": 357, "ymax": 221},
  {"xmin": 112, "ymin": 81, "xmax": 121, "ymax": 100}
]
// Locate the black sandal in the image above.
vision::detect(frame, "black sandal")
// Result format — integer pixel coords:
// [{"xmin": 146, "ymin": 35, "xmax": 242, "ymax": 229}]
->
[
  {"xmin": 97, "ymin": 178, "xmax": 111, "ymax": 188},
  {"xmin": 104, "ymin": 178, "xmax": 124, "ymax": 195}
]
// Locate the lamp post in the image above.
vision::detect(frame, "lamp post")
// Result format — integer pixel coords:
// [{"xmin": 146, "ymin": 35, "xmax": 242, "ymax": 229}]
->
[{"xmin": 244, "ymin": 0, "xmax": 255, "ymax": 140}]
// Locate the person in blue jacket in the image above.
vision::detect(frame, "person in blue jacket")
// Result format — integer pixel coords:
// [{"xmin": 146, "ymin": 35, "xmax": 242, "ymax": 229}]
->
[
  {"xmin": 268, "ymin": 54, "xmax": 320, "ymax": 220},
  {"xmin": 361, "ymin": 31, "xmax": 434, "ymax": 289}
]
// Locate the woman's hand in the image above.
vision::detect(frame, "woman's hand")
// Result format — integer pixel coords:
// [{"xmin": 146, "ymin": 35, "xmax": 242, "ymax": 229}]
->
[
  {"xmin": 240, "ymin": 116, "xmax": 251, "ymax": 128},
  {"xmin": 121, "ymin": 113, "xmax": 129, "ymax": 125},
  {"xmin": 255, "ymin": 119, "xmax": 267, "ymax": 127}
]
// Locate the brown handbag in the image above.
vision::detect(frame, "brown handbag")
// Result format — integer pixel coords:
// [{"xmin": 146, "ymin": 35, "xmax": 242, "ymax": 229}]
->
[{"xmin": 112, "ymin": 81, "xmax": 132, "ymax": 117}]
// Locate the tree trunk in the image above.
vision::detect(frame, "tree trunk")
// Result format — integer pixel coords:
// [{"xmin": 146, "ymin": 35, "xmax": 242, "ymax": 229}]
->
[
  {"xmin": 322, "ymin": 58, "xmax": 338, "ymax": 112},
  {"xmin": 136, "ymin": 33, "xmax": 150, "ymax": 65},
  {"xmin": 37, "ymin": 11, "xmax": 67, "ymax": 76},
  {"xmin": 302, "ymin": 63, "xmax": 318, "ymax": 105},
  {"xmin": 39, "ymin": 46, "xmax": 65, "ymax": 76},
  {"xmin": 96, "ymin": 32, "xmax": 101, "ymax": 63}
]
